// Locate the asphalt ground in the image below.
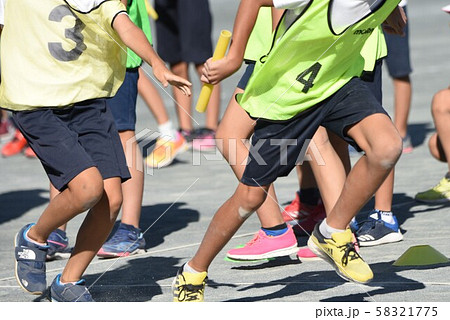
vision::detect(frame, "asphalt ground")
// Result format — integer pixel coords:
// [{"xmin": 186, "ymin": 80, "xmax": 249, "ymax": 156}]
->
[{"xmin": 1, "ymin": 0, "xmax": 450, "ymax": 316}]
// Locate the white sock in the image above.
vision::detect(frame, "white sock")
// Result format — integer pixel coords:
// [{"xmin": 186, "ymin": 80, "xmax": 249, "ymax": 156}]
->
[
  {"xmin": 158, "ymin": 120, "xmax": 176, "ymax": 141},
  {"xmin": 25, "ymin": 229, "xmax": 47, "ymax": 247},
  {"xmin": 370, "ymin": 210, "xmax": 395, "ymax": 224},
  {"xmin": 183, "ymin": 262, "xmax": 201, "ymax": 274},
  {"xmin": 319, "ymin": 219, "xmax": 346, "ymax": 239}
]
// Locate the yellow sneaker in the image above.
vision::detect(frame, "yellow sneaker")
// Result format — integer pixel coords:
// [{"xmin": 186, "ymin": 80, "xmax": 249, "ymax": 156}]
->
[
  {"xmin": 308, "ymin": 225, "xmax": 373, "ymax": 284},
  {"xmin": 415, "ymin": 177, "xmax": 450, "ymax": 204},
  {"xmin": 146, "ymin": 132, "xmax": 188, "ymax": 168},
  {"xmin": 172, "ymin": 264, "xmax": 207, "ymax": 302}
]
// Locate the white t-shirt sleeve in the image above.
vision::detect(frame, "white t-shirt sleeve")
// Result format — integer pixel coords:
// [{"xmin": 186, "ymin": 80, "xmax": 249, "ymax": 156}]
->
[
  {"xmin": 0, "ymin": 0, "xmax": 5, "ymax": 26},
  {"xmin": 272, "ymin": 0, "xmax": 310, "ymax": 10}
]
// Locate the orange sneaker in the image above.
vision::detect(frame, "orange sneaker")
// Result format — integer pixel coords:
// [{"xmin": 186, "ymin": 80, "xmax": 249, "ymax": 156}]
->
[
  {"xmin": 145, "ymin": 131, "xmax": 188, "ymax": 168},
  {"xmin": 24, "ymin": 146, "xmax": 37, "ymax": 158},
  {"xmin": 1, "ymin": 129, "xmax": 28, "ymax": 157}
]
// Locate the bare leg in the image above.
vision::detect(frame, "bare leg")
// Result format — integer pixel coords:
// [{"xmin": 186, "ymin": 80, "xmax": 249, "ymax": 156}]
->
[
  {"xmin": 189, "ymin": 183, "xmax": 269, "ymax": 272},
  {"xmin": 216, "ymin": 89, "xmax": 284, "ymax": 227},
  {"xmin": 118, "ymin": 130, "xmax": 144, "ymax": 228},
  {"xmin": 326, "ymin": 114, "xmax": 402, "ymax": 229},
  {"xmin": 62, "ymin": 177, "xmax": 123, "ymax": 282},
  {"xmin": 430, "ymin": 88, "xmax": 450, "ymax": 169},
  {"xmin": 138, "ymin": 67, "xmax": 169, "ymax": 126},
  {"xmin": 50, "ymin": 184, "xmax": 67, "ymax": 232},
  {"xmin": 393, "ymin": 76, "xmax": 412, "ymax": 138},
  {"xmin": 171, "ymin": 62, "xmax": 193, "ymax": 132}
]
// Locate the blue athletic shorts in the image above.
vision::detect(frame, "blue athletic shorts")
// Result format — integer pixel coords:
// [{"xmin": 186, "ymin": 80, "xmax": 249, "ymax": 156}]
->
[
  {"xmin": 237, "ymin": 62, "xmax": 256, "ymax": 90},
  {"xmin": 240, "ymin": 77, "xmax": 389, "ymax": 187},
  {"xmin": 383, "ymin": 6, "xmax": 412, "ymax": 78},
  {"xmin": 12, "ymin": 99, "xmax": 131, "ymax": 191},
  {"xmin": 155, "ymin": 0, "xmax": 213, "ymax": 65},
  {"xmin": 107, "ymin": 68, "xmax": 139, "ymax": 132}
]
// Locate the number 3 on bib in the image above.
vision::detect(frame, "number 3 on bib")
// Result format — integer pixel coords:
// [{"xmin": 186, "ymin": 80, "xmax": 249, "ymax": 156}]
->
[{"xmin": 296, "ymin": 62, "xmax": 322, "ymax": 93}]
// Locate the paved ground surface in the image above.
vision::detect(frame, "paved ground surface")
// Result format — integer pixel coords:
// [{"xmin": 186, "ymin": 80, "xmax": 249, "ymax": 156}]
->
[{"xmin": 1, "ymin": 0, "xmax": 449, "ymax": 304}]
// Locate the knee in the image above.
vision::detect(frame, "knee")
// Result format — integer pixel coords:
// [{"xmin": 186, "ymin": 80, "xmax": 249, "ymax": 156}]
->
[
  {"xmin": 73, "ymin": 176, "xmax": 104, "ymax": 212},
  {"xmin": 431, "ymin": 89, "xmax": 450, "ymax": 116},
  {"xmin": 237, "ymin": 185, "xmax": 267, "ymax": 218},
  {"xmin": 369, "ymin": 135, "xmax": 403, "ymax": 169}
]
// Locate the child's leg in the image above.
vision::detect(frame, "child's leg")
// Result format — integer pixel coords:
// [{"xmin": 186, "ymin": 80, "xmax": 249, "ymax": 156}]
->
[
  {"xmin": 216, "ymin": 89, "xmax": 284, "ymax": 228},
  {"xmin": 171, "ymin": 62, "xmax": 193, "ymax": 132},
  {"xmin": 61, "ymin": 177, "xmax": 123, "ymax": 282},
  {"xmin": 189, "ymin": 183, "xmax": 269, "ymax": 272},
  {"xmin": 117, "ymin": 130, "xmax": 144, "ymax": 228},
  {"xmin": 393, "ymin": 76, "xmax": 412, "ymax": 138},
  {"xmin": 195, "ymin": 64, "xmax": 220, "ymax": 131},
  {"xmin": 326, "ymin": 114, "xmax": 402, "ymax": 229},
  {"xmin": 28, "ymin": 167, "xmax": 104, "ymax": 244},
  {"xmin": 431, "ymin": 88, "xmax": 450, "ymax": 168},
  {"xmin": 308, "ymin": 128, "xmax": 347, "ymax": 214},
  {"xmin": 138, "ymin": 67, "xmax": 170, "ymax": 126}
]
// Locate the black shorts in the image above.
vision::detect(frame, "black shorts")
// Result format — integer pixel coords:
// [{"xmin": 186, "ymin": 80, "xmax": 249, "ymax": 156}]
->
[
  {"xmin": 241, "ymin": 77, "xmax": 389, "ymax": 187},
  {"xmin": 361, "ymin": 59, "xmax": 383, "ymax": 104},
  {"xmin": 107, "ymin": 68, "xmax": 139, "ymax": 131},
  {"xmin": 12, "ymin": 99, "xmax": 131, "ymax": 191},
  {"xmin": 383, "ymin": 6, "xmax": 412, "ymax": 78},
  {"xmin": 155, "ymin": 0, "xmax": 213, "ymax": 65},
  {"xmin": 237, "ymin": 62, "xmax": 256, "ymax": 90}
]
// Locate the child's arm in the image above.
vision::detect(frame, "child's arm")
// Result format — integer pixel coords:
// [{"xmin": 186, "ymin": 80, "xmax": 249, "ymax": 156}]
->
[
  {"xmin": 201, "ymin": 0, "xmax": 274, "ymax": 85},
  {"xmin": 382, "ymin": 5, "xmax": 407, "ymax": 36},
  {"xmin": 113, "ymin": 14, "xmax": 191, "ymax": 96}
]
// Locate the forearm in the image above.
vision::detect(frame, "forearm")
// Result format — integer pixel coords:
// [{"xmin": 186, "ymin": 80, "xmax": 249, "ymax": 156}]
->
[
  {"xmin": 113, "ymin": 14, "xmax": 164, "ymax": 68},
  {"xmin": 228, "ymin": 0, "xmax": 274, "ymax": 63}
]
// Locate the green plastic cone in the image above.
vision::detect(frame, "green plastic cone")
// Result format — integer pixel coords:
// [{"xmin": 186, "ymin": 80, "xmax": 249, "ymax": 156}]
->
[{"xmin": 393, "ymin": 245, "xmax": 449, "ymax": 266}]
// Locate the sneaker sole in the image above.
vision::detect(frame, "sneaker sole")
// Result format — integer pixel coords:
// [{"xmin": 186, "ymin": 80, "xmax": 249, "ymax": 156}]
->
[
  {"xmin": 46, "ymin": 251, "xmax": 72, "ymax": 261},
  {"xmin": 14, "ymin": 232, "xmax": 44, "ymax": 295},
  {"xmin": 358, "ymin": 231, "xmax": 403, "ymax": 247},
  {"xmin": 226, "ymin": 244, "xmax": 298, "ymax": 261},
  {"xmin": 307, "ymin": 237, "xmax": 371, "ymax": 285},
  {"xmin": 97, "ymin": 248, "xmax": 146, "ymax": 259}
]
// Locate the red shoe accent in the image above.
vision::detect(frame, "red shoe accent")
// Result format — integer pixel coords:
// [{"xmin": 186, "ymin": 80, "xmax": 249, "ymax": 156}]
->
[
  {"xmin": 24, "ymin": 146, "xmax": 37, "ymax": 158},
  {"xmin": 1, "ymin": 130, "xmax": 28, "ymax": 157}
]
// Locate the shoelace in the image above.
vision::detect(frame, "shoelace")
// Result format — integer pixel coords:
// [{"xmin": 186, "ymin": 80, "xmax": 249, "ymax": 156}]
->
[
  {"xmin": 338, "ymin": 242, "xmax": 361, "ymax": 266},
  {"xmin": 177, "ymin": 283, "xmax": 205, "ymax": 302},
  {"xmin": 245, "ymin": 232, "xmax": 263, "ymax": 247}
]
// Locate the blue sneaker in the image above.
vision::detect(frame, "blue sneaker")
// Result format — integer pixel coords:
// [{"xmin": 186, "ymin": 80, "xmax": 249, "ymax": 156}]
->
[
  {"xmin": 46, "ymin": 229, "xmax": 73, "ymax": 261},
  {"xmin": 356, "ymin": 210, "xmax": 403, "ymax": 246},
  {"xmin": 14, "ymin": 223, "xmax": 48, "ymax": 295},
  {"xmin": 97, "ymin": 223, "xmax": 146, "ymax": 258},
  {"xmin": 50, "ymin": 274, "xmax": 94, "ymax": 302}
]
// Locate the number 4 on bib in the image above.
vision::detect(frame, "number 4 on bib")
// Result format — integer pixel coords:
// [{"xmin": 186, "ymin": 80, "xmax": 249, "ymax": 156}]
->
[{"xmin": 296, "ymin": 62, "xmax": 322, "ymax": 93}]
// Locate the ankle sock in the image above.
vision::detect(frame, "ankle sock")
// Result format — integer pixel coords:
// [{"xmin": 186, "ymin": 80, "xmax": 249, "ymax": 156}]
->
[
  {"xmin": 370, "ymin": 209, "xmax": 395, "ymax": 225},
  {"xmin": 183, "ymin": 262, "xmax": 201, "ymax": 274},
  {"xmin": 261, "ymin": 223, "xmax": 288, "ymax": 237},
  {"xmin": 319, "ymin": 219, "xmax": 345, "ymax": 239},
  {"xmin": 158, "ymin": 120, "xmax": 176, "ymax": 141},
  {"xmin": 25, "ymin": 229, "xmax": 47, "ymax": 247}
]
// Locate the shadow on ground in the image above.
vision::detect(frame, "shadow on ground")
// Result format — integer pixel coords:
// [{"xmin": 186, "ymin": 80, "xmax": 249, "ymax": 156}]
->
[
  {"xmin": 0, "ymin": 189, "xmax": 48, "ymax": 225},
  {"xmin": 223, "ymin": 260, "xmax": 450, "ymax": 302}
]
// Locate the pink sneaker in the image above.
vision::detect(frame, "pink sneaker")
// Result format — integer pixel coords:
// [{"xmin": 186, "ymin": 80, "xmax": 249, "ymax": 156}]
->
[
  {"xmin": 296, "ymin": 247, "xmax": 320, "ymax": 261},
  {"xmin": 192, "ymin": 128, "xmax": 216, "ymax": 151},
  {"xmin": 226, "ymin": 225, "xmax": 298, "ymax": 260}
]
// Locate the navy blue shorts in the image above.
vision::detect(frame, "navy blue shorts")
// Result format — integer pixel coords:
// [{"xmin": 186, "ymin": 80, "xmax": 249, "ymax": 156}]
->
[
  {"xmin": 155, "ymin": 0, "xmax": 213, "ymax": 65},
  {"xmin": 383, "ymin": 6, "xmax": 412, "ymax": 78},
  {"xmin": 237, "ymin": 62, "xmax": 256, "ymax": 90},
  {"xmin": 107, "ymin": 68, "xmax": 139, "ymax": 131},
  {"xmin": 12, "ymin": 99, "xmax": 131, "ymax": 191},
  {"xmin": 241, "ymin": 77, "xmax": 389, "ymax": 187}
]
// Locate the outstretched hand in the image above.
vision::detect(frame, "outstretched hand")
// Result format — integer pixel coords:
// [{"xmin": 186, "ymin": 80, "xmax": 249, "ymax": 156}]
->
[
  {"xmin": 153, "ymin": 62, "xmax": 192, "ymax": 96},
  {"xmin": 382, "ymin": 5, "xmax": 407, "ymax": 36}
]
